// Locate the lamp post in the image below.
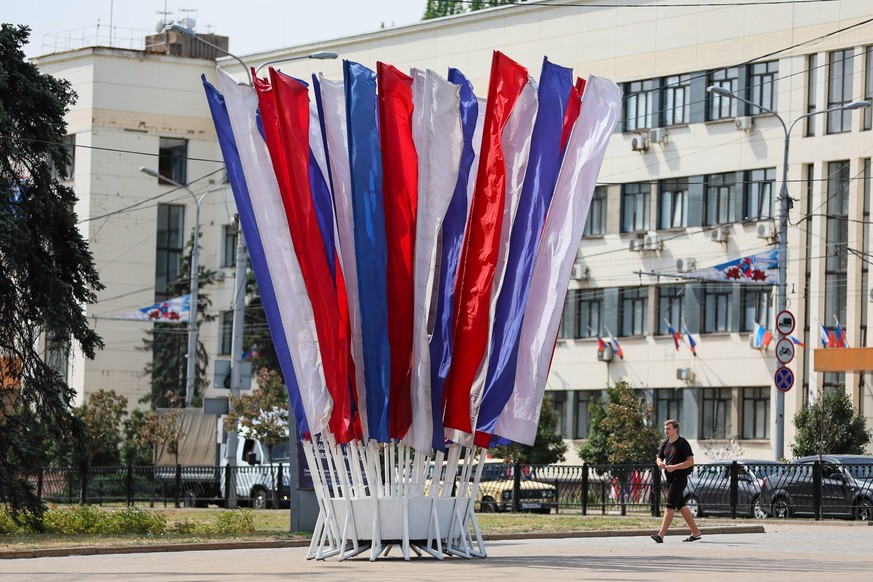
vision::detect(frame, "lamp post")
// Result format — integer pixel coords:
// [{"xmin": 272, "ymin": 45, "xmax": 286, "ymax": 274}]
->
[
  {"xmin": 254, "ymin": 51, "xmax": 338, "ymax": 77},
  {"xmin": 706, "ymin": 86, "xmax": 870, "ymax": 460},
  {"xmin": 139, "ymin": 166, "xmax": 212, "ymax": 407}
]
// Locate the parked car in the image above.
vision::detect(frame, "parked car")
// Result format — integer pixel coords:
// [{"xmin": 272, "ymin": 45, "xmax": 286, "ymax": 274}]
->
[
  {"xmin": 426, "ymin": 460, "xmax": 557, "ymax": 514},
  {"xmin": 759, "ymin": 455, "xmax": 873, "ymax": 520},
  {"xmin": 683, "ymin": 460, "xmax": 783, "ymax": 519}
]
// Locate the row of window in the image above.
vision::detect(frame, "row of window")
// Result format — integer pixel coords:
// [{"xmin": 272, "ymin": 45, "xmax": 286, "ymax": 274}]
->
[
  {"xmin": 623, "ymin": 45, "xmax": 873, "ymax": 134},
  {"xmin": 561, "ymin": 283, "xmax": 772, "ymax": 339},
  {"xmin": 551, "ymin": 387, "xmax": 770, "ymax": 442},
  {"xmin": 582, "ymin": 168, "xmax": 777, "ymax": 237}
]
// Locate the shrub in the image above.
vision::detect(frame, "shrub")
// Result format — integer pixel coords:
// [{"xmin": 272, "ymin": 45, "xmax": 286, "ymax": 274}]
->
[
  {"xmin": 0, "ymin": 507, "xmax": 18, "ymax": 534},
  {"xmin": 43, "ymin": 505, "xmax": 104, "ymax": 534},
  {"xmin": 168, "ymin": 518, "xmax": 211, "ymax": 535},
  {"xmin": 101, "ymin": 507, "xmax": 166, "ymax": 535},
  {"xmin": 215, "ymin": 508, "xmax": 255, "ymax": 534}
]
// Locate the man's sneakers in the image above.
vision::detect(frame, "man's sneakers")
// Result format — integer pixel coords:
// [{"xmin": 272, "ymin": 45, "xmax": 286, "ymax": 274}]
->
[{"xmin": 650, "ymin": 534, "xmax": 663, "ymax": 543}]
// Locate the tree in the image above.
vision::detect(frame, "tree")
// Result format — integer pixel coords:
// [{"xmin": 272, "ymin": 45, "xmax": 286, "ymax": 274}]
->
[
  {"xmin": 578, "ymin": 381, "xmax": 661, "ymax": 465},
  {"xmin": 224, "ymin": 368, "xmax": 289, "ymax": 464},
  {"xmin": 0, "ymin": 24, "xmax": 104, "ymax": 526},
  {"xmin": 73, "ymin": 389, "xmax": 127, "ymax": 466},
  {"xmin": 243, "ymin": 263, "xmax": 280, "ymax": 376},
  {"xmin": 791, "ymin": 388, "xmax": 871, "ymax": 458},
  {"xmin": 140, "ymin": 231, "xmax": 216, "ymax": 409},
  {"xmin": 121, "ymin": 409, "xmax": 155, "ymax": 466},
  {"xmin": 134, "ymin": 393, "xmax": 189, "ymax": 466},
  {"xmin": 495, "ymin": 394, "xmax": 567, "ymax": 464},
  {"xmin": 422, "ymin": 0, "xmax": 468, "ymax": 20}
]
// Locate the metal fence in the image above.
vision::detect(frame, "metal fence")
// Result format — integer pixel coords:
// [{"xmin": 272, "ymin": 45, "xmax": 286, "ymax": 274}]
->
[{"xmin": 27, "ymin": 460, "xmax": 873, "ymax": 521}]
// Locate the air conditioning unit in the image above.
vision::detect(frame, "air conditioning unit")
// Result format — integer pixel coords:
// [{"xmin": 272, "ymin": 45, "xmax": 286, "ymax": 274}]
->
[
  {"xmin": 735, "ymin": 116, "xmax": 754, "ymax": 131},
  {"xmin": 676, "ymin": 367, "xmax": 694, "ymax": 382},
  {"xmin": 676, "ymin": 257, "xmax": 697, "ymax": 273},
  {"xmin": 756, "ymin": 221, "xmax": 776, "ymax": 240},
  {"xmin": 643, "ymin": 232, "xmax": 663, "ymax": 251},
  {"xmin": 629, "ymin": 239, "xmax": 644, "ymax": 252},
  {"xmin": 649, "ymin": 127, "xmax": 668, "ymax": 144},
  {"xmin": 571, "ymin": 264, "xmax": 589, "ymax": 280},
  {"xmin": 710, "ymin": 226, "xmax": 729, "ymax": 243},
  {"xmin": 597, "ymin": 344, "xmax": 614, "ymax": 362},
  {"xmin": 631, "ymin": 135, "xmax": 648, "ymax": 152}
]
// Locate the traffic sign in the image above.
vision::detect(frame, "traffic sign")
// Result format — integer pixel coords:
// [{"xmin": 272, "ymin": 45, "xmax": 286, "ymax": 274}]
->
[
  {"xmin": 774, "ymin": 366, "xmax": 794, "ymax": 392},
  {"xmin": 775, "ymin": 337, "xmax": 795, "ymax": 365},
  {"xmin": 776, "ymin": 310, "xmax": 796, "ymax": 336}
]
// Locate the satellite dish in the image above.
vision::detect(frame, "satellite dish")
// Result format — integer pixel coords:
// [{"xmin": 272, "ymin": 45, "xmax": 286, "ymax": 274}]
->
[
  {"xmin": 155, "ymin": 20, "xmax": 167, "ymax": 33},
  {"xmin": 181, "ymin": 18, "xmax": 196, "ymax": 31}
]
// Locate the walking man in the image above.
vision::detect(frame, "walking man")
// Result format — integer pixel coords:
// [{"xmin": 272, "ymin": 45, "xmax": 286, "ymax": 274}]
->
[{"xmin": 651, "ymin": 419, "xmax": 702, "ymax": 543}]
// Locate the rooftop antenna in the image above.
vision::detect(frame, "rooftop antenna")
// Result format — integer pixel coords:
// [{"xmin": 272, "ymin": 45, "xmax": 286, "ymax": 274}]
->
[
  {"xmin": 155, "ymin": 5, "xmax": 173, "ymax": 33},
  {"xmin": 178, "ymin": 8, "xmax": 198, "ymax": 32}
]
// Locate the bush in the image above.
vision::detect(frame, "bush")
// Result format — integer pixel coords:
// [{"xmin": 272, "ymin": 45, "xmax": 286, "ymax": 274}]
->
[
  {"xmin": 167, "ymin": 518, "xmax": 208, "ymax": 535},
  {"xmin": 0, "ymin": 507, "xmax": 18, "ymax": 534},
  {"xmin": 101, "ymin": 507, "xmax": 166, "ymax": 535},
  {"xmin": 42, "ymin": 505, "xmax": 166, "ymax": 535},
  {"xmin": 43, "ymin": 505, "xmax": 104, "ymax": 534},
  {"xmin": 215, "ymin": 508, "xmax": 255, "ymax": 534}
]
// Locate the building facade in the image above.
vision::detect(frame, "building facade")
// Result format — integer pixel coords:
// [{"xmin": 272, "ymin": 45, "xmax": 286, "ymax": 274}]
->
[{"xmin": 34, "ymin": 0, "xmax": 873, "ymax": 462}]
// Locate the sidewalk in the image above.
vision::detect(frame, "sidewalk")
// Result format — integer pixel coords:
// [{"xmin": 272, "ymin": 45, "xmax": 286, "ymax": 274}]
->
[{"xmin": 4, "ymin": 523, "xmax": 872, "ymax": 581}]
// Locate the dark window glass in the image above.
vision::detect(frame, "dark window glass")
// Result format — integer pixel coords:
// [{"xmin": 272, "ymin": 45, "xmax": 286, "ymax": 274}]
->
[
  {"xmin": 584, "ymin": 186, "xmax": 607, "ymax": 236},
  {"xmin": 701, "ymin": 388, "xmax": 733, "ymax": 439},
  {"xmin": 158, "ymin": 137, "xmax": 188, "ymax": 185},
  {"xmin": 222, "ymin": 224, "xmax": 238, "ymax": 268},
  {"xmin": 220, "ymin": 311, "xmax": 233, "ymax": 356},
  {"xmin": 827, "ymin": 49, "xmax": 854, "ymax": 134},
  {"xmin": 155, "ymin": 204, "xmax": 186, "ymax": 301}
]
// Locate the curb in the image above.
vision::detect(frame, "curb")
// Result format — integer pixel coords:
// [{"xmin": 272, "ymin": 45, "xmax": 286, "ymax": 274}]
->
[{"xmin": 0, "ymin": 526, "xmax": 763, "ymax": 560}]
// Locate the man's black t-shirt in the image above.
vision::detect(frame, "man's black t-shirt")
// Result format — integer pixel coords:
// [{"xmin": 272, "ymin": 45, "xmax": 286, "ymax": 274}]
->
[{"xmin": 659, "ymin": 436, "xmax": 694, "ymax": 481}]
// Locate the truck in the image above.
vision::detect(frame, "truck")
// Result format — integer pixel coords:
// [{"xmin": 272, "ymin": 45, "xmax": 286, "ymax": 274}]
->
[{"xmin": 152, "ymin": 408, "xmax": 292, "ymax": 509}]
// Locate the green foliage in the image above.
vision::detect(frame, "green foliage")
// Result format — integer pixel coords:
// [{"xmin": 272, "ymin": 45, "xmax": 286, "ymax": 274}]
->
[
  {"xmin": 495, "ymin": 394, "xmax": 567, "ymax": 464},
  {"xmin": 73, "ymin": 389, "xmax": 128, "ymax": 465},
  {"xmin": 141, "ymin": 231, "xmax": 216, "ymax": 409},
  {"xmin": 224, "ymin": 369, "xmax": 289, "ymax": 462},
  {"xmin": 121, "ymin": 409, "xmax": 155, "ymax": 466},
  {"xmin": 0, "ymin": 24, "xmax": 103, "ymax": 522},
  {"xmin": 215, "ymin": 508, "xmax": 256, "ymax": 534},
  {"xmin": 422, "ymin": 0, "xmax": 527, "ymax": 19},
  {"xmin": 791, "ymin": 388, "xmax": 872, "ymax": 458},
  {"xmin": 134, "ymin": 405, "xmax": 188, "ymax": 466},
  {"xmin": 578, "ymin": 381, "xmax": 661, "ymax": 465},
  {"xmin": 243, "ymin": 262, "xmax": 280, "ymax": 377}
]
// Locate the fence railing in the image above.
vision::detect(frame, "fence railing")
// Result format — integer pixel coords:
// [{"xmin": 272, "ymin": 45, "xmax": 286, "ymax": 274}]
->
[{"xmin": 26, "ymin": 460, "xmax": 873, "ymax": 521}]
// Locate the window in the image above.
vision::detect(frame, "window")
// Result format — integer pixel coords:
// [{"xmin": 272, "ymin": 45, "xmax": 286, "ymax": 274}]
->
[
  {"xmin": 222, "ymin": 224, "xmax": 238, "ymax": 268},
  {"xmin": 662, "ymin": 74, "xmax": 691, "ymax": 126},
  {"xmin": 552, "ymin": 391, "xmax": 567, "ymax": 437},
  {"xmin": 702, "ymin": 283, "xmax": 733, "ymax": 333},
  {"xmin": 621, "ymin": 182, "xmax": 651, "ymax": 233},
  {"xmin": 624, "ymin": 79, "xmax": 657, "ymax": 131},
  {"xmin": 865, "ymin": 47, "xmax": 873, "ymax": 131},
  {"xmin": 658, "ymin": 178, "xmax": 688, "ymax": 229},
  {"xmin": 560, "ymin": 289, "xmax": 603, "ymax": 339},
  {"xmin": 704, "ymin": 173, "xmax": 736, "ymax": 226},
  {"xmin": 740, "ymin": 287, "xmax": 772, "ymax": 332},
  {"xmin": 707, "ymin": 67, "xmax": 739, "ymax": 120},
  {"xmin": 620, "ymin": 286, "xmax": 648, "ymax": 337},
  {"xmin": 45, "ymin": 331, "xmax": 70, "ymax": 385},
  {"xmin": 49, "ymin": 134, "xmax": 75, "ymax": 181},
  {"xmin": 155, "ymin": 204, "xmax": 186, "ymax": 301},
  {"xmin": 658, "ymin": 285, "xmax": 685, "ymax": 335},
  {"xmin": 827, "ymin": 49, "xmax": 854, "ymax": 134},
  {"xmin": 701, "ymin": 388, "xmax": 733, "ymax": 439},
  {"xmin": 743, "ymin": 168, "xmax": 776, "ymax": 221},
  {"xmin": 158, "ymin": 137, "xmax": 188, "ymax": 185},
  {"xmin": 583, "ymin": 186, "xmax": 607, "ymax": 236},
  {"xmin": 655, "ymin": 389, "xmax": 683, "ymax": 427},
  {"xmin": 806, "ymin": 54, "xmax": 819, "ymax": 136},
  {"xmin": 742, "ymin": 387, "xmax": 770, "ymax": 439},
  {"xmin": 574, "ymin": 391, "xmax": 591, "ymax": 439},
  {"xmin": 825, "ymin": 160, "xmax": 850, "ymax": 327},
  {"xmin": 748, "ymin": 61, "xmax": 778, "ymax": 113},
  {"xmin": 220, "ymin": 311, "xmax": 233, "ymax": 355}
]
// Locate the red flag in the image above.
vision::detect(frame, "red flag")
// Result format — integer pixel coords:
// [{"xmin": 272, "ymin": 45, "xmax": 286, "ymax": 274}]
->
[
  {"xmin": 443, "ymin": 52, "xmax": 529, "ymax": 434},
  {"xmin": 255, "ymin": 69, "xmax": 353, "ymax": 442},
  {"xmin": 377, "ymin": 62, "xmax": 418, "ymax": 440},
  {"xmin": 560, "ymin": 77, "xmax": 586, "ymax": 152}
]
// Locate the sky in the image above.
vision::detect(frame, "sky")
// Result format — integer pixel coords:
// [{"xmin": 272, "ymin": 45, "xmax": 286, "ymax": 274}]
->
[{"xmin": 5, "ymin": 0, "xmax": 430, "ymax": 59}]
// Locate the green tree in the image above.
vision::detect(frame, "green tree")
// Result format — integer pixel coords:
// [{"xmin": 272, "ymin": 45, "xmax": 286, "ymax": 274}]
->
[
  {"xmin": 224, "ymin": 368, "xmax": 289, "ymax": 464},
  {"xmin": 0, "ymin": 24, "xmax": 103, "ymax": 526},
  {"xmin": 243, "ymin": 263, "xmax": 280, "ymax": 376},
  {"xmin": 141, "ymin": 231, "xmax": 216, "ymax": 409},
  {"xmin": 495, "ymin": 394, "xmax": 567, "ymax": 464},
  {"xmin": 134, "ymin": 394, "xmax": 188, "ymax": 466},
  {"xmin": 423, "ymin": 0, "xmax": 468, "ymax": 20},
  {"xmin": 121, "ymin": 409, "xmax": 155, "ymax": 466},
  {"xmin": 791, "ymin": 388, "xmax": 871, "ymax": 458},
  {"xmin": 73, "ymin": 389, "xmax": 128, "ymax": 466},
  {"xmin": 578, "ymin": 382, "xmax": 661, "ymax": 465}
]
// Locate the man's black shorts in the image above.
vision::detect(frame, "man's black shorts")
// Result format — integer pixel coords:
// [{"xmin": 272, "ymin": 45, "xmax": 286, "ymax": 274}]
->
[{"xmin": 665, "ymin": 476, "xmax": 687, "ymax": 510}]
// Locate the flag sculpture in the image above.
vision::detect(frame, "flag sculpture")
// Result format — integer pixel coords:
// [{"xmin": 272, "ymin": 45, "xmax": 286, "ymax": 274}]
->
[{"xmin": 203, "ymin": 51, "xmax": 620, "ymax": 561}]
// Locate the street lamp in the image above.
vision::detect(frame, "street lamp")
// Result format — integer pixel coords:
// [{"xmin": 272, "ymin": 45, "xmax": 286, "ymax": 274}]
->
[
  {"xmin": 706, "ymin": 85, "xmax": 870, "ymax": 460},
  {"xmin": 139, "ymin": 166, "xmax": 210, "ymax": 407},
  {"xmin": 254, "ymin": 51, "xmax": 338, "ymax": 77}
]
